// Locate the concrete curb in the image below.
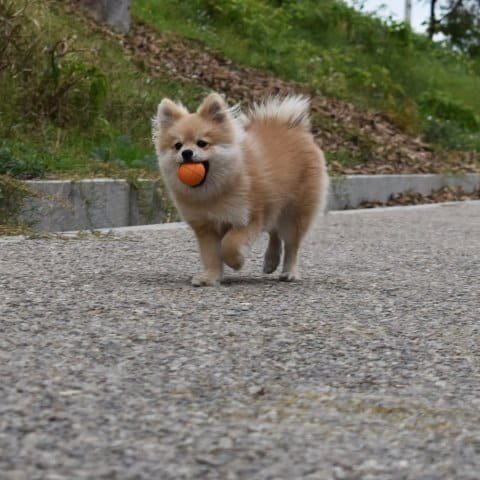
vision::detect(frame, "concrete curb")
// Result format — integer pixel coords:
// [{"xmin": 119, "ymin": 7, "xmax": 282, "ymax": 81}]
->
[
  {"xmin": 328, "ymin": 173, "xmax": 480, "ymax": 210},
  {"xmin": 65, "ymin": 200, "xmax": 480, "ymax": 235},
  {"xmin": 17, "ymin": 173, "xmax": 480, "ymax": 232},
  {"xmin": 20, "ymin": 178, "xmax": 165, "ymax": 232},
  {"xmin": 3, "ymin": 200, "xmax": 479, "ymax": 242}
]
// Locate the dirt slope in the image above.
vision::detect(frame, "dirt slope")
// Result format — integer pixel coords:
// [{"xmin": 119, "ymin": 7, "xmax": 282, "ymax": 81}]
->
[
  {"xmin": 129, "ymin": 24, "xmax": 480, "ymax": 175},
  {"xmin": 71, "ymin": 2, "xmax": 480, "ymax": 175}
]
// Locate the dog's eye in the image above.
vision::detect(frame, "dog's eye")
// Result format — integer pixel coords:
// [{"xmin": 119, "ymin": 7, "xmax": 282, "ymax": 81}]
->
[
  {"xmin": 174, "ymin": 142, "xmax": 182, "ymax": 150},
  {"xmin": 196, "ymin": 140, "xmax": 208, "ymax": 148}
]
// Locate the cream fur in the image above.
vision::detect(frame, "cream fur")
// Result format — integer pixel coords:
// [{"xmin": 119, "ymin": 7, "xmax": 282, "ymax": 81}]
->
[{"xmin": 152, "ymin": 93, "xmax": 329, "ymax": 286}]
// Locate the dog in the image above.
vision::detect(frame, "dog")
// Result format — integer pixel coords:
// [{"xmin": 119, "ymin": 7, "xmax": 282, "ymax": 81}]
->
[{"xmin": 152, "ymin": 92, "xmax": 329, "ymax": 286}]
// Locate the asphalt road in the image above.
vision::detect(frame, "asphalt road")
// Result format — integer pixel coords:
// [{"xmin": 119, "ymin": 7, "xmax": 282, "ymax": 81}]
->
[{"xmin": 1, "ymin": 202, "xmax": 479, "ymax": 479}]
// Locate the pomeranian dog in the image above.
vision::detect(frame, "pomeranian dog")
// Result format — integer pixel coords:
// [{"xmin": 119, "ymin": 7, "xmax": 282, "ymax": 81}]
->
[{"xmin": 152, "ymin": 92, "xmax": 329, "ymax": 286}]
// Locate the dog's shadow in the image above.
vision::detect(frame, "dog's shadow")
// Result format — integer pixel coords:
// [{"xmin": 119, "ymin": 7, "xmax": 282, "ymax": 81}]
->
[
  {"xmin": 135, "ymin": 272, "xmax": 187, "ymax": 286},
  {"xmin": 221, "ymin": 275, "xmax": 282, "ymax": 286},
  {"xmin": 134, "ymin": 271, "xmax": 285, "ymax": 288}
]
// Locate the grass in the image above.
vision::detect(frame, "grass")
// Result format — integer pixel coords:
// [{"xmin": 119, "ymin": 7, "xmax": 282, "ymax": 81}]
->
[
  {"xmin": 0, "ymin": 0, "xmax": 479, "ymax": 182},
  {"xmin": 0, "ymin": 0, "xmax": 204, "ymax": 179}
]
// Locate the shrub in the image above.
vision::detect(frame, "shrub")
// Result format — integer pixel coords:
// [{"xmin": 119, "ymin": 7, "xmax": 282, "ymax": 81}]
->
[
  {"xmin": 0, "ymin": 146, "xmax": 48, "ymax": 179},
  {"xmin": 28, "ymin": 39, "xmax": 108, "ymax": 127},
  {"xmin": 419, "ymin": 91, "xmax": 479, "ymax": 131},
  {"xmin": 418, "ymin": 91, "xmax": 480, "ymax": 150},
  {"xmin": 423, "ymin": 118, "xmax": 480, "ymax": 151}
]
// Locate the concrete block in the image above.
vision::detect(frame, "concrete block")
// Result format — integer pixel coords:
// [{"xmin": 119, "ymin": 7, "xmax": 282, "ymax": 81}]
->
[
  {"xmin": 328, "ymin": 174, "xmax": 480, "ymax": 210},
  {"xmin": 128, "ymin": 180, "xmax": 165, "ymax": 226},
  {"xmin": 21, "ymin": 179, "xmax": 131, "ymax": 232},
  {"xmin": 16, "ymin": 174, "xmax": 480, "ymax": 232}
]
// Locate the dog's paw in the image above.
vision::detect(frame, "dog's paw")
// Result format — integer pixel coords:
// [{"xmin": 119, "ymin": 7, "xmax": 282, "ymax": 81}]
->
[
  {"xmin": 191, "ymin": 272, "xmax": 221, "ymax": 287},
  {"xmin": 279, "ymin": 271, "xmax": 300, "ymax": 282},
  {"xmin": 221, "ymin": 245, "xmax": 245, "ymax": 271},
  {"xmin": 224, "ymin": 252, "xmax": 244, "ymax": 271},
  {"xmin": 263, "ymin": 251, "xmax": 280, "ymax": 274}
]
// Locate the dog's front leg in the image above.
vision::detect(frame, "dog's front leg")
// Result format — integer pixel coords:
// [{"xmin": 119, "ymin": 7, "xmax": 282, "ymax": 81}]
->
[
  {"xmin": 191, "ymin": 226, "xmax": 223, "ymax": 287},
  {"xmin": 221, "ymin": 223, "xmax": 260, "ymax": 271}
]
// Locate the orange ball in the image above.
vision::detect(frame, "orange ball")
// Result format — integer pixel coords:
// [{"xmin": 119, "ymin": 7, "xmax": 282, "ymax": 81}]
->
[{"xmin": 177, "ymin": 162, "xmax": 206, "ymax": 187}]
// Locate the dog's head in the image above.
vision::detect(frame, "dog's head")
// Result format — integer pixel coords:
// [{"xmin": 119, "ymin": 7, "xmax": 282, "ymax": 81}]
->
[{"xmin": 152, "ymin": 93, "xmax": 244, "ymax": 198}]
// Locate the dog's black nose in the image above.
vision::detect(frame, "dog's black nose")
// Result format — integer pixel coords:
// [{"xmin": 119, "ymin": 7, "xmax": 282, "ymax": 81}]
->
[{"xmin": 181, "ymin": 149, "xmax": 193, "ymax": 161}]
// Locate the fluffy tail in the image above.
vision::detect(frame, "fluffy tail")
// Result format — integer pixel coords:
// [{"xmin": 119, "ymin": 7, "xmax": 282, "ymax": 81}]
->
[{"xmin": 248, "ymin": 95, "xmax": 311, "ymax": 131}]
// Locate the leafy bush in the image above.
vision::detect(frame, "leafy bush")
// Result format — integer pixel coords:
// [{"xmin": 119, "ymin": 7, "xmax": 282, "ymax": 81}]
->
[
  {"xmin": 0, "ymin": 146, "xmax": 48, "ymax": 179},
  {"xmin": 419, "ymin": 90, "xmax": 480, "ymax": 151},
  {"xmin": 419, "ymin": 91, "xmax": 478, "ymax": 131},
  {"xmin": 423, "ymin": 118, "xmax": 480, "ymax": 151}
]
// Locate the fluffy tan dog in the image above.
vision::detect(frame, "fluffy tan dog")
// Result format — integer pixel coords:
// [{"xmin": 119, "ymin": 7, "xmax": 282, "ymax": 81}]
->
[{"xmin": 152, "ymin": 93, "xmax": 329, "ymax": 286}]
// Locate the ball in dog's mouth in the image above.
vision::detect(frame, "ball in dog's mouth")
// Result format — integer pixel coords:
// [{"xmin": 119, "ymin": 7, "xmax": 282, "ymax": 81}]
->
[{"xmin": 177, "ymin": 161, "xmax": 209, "ymax": 187}]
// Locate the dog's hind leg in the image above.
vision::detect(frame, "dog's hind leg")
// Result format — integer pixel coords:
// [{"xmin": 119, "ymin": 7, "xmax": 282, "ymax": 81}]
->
[
  {"xmin": 263, "ymin": 230, "xmax": 282, "ymax": 274},
  {"xmin": 277, "ymin": 204, "xmax": 316, "ymax": 282}
]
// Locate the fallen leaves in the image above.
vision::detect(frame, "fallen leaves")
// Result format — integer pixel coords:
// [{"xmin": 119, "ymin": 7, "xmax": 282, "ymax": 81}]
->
[{"xmin": 359, "ymin": 186, "xmax": 480, "ymax": 208}]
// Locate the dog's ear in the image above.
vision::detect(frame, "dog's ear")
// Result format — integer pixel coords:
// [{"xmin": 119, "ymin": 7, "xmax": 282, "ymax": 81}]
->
[
  {"xmin": 155, "ymin": 99, "xmax": 187, "ymax": 130},
  {"xmin": 197, "ymin": 93, "xmax": 228, "ymax": 123}
]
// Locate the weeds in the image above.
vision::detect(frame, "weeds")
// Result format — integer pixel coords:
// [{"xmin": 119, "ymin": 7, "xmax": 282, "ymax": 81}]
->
[
  {"xmin": 0, "ymin": 0, "xmax": 37, "ymax": 74},
  {"xmin": 0, "ymin": 0, "xmax": 202, "ymax": 178},
  {"xmin": 29, "ymin": 38, "xmax": 108, "ymax": 127},
  {"xmin": 0, "ymin": 146, "xmax": 48, "ymax": 179},
  {"xmin": 0, "ymin": 174, "xmax": 31, "ymax": 230},
  {"xmin": 1, "ymin": 0, "xmax": 108, "ymax": 128}
]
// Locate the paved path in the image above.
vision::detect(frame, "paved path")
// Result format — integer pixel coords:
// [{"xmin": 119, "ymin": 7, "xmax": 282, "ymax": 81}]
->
[{"xmin": 1, "ymin": 202, "xmax": 479, "ymax": 479}]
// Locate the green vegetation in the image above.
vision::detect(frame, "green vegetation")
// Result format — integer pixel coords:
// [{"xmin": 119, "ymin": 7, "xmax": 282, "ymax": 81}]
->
[
  {"xmin": 0, "ymin": 174, "xmax": 32, "ymax": 234},
  {"xmin": 134, "ymin": 0, "xmax": 480, "ymax": 150},
  {"xmin": 0, "ymin": 0, "xmax": 479, "ymax": 182},
  {"xmin": 0, "ymin": 0, "xmax": 203, "ymax": 178}
]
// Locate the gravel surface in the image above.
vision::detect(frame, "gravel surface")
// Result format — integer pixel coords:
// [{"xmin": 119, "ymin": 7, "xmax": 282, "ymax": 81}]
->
[{"xmin": 1, "ymin": 202, "xmax": 479, "ymax": 479}]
